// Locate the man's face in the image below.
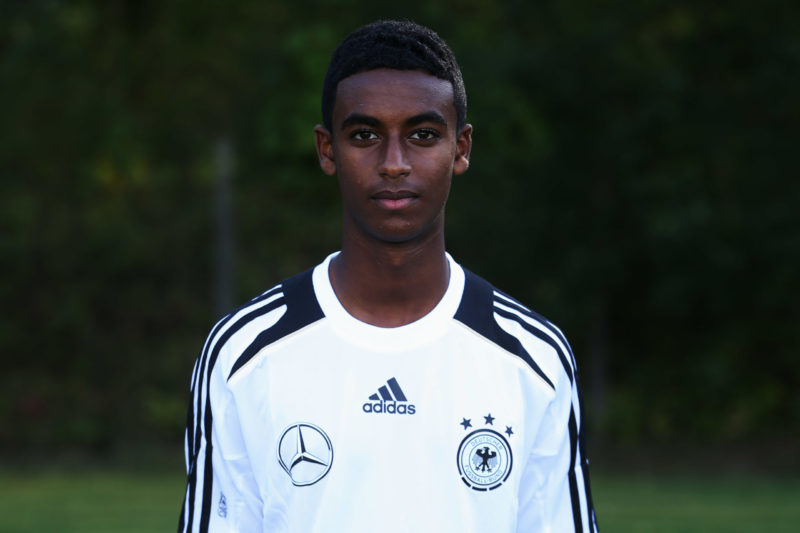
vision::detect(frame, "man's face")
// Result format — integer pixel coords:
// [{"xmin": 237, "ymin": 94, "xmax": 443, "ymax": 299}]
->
[{"xmin": 315, "ymin": 69, "xmax": 472, "ymax": 246}]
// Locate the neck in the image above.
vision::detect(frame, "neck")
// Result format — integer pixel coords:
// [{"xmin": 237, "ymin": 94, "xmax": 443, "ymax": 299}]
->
[{"xmin": 329, "ymin": 233, "xmax": 450, "ymax": 328}]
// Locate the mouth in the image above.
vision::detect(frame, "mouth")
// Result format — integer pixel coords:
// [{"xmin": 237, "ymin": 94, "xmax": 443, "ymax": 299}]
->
[{"xmin": 371, "ymin": 190, "xmax": 418, "ymax": 210}]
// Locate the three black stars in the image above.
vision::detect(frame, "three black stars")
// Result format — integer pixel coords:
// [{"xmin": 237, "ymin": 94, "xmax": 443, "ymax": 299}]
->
[{"xmin": 460, "ymin": 413, "xmax": 513, "ymax": 437}]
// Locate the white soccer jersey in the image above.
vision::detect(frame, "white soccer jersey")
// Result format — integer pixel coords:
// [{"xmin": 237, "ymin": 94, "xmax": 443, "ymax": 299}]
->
[{"xmin": 179, "ymin": 253, "xmax": 597, "ymax": 533}]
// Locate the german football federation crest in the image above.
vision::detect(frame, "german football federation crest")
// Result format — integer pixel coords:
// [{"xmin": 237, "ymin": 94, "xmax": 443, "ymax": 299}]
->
[{"xmin": 457, "ymin": 413, "xmax": 513, "ymax": 491}]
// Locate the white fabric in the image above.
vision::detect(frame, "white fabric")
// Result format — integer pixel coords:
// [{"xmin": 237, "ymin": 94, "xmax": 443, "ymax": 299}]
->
[{"xmin": 180, "ymin": 253, "xmax": 595, "ymax": 532}]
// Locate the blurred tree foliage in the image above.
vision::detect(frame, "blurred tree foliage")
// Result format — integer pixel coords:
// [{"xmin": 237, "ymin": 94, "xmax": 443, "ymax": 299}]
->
[{"xmin": 1, "ymin": 0, "xmax": 798, "ymax": 452}]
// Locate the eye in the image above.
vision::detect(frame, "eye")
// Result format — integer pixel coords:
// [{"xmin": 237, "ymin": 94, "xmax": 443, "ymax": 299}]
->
[
  {"xmin": 351, "ymin": 130, "xmax": 378, "ymax": 141},
  {"xmin": 409, "ymin": 129, "xmax": 440, "ymax": 142}
]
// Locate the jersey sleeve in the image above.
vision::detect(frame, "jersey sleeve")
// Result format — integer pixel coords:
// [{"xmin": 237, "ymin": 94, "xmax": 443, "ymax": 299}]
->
[
  {"xmin": 178, "ymin": 337, "xmax": 263, "ymax": 532},
  {"xmin": 516, "ymin": 348, "xmax": 597, "ymax": 533}
]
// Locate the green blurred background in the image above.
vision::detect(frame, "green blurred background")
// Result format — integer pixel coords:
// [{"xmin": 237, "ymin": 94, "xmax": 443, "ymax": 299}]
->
[{"xmin": 2, "ymin": 0, "xmax": 799, "ymax": 529}]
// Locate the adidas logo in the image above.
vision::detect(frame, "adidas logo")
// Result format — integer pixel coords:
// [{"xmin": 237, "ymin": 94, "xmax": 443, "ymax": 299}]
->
[{"xmin": 362, "ymin": 377, "xmax": 416, "ymax": 415}]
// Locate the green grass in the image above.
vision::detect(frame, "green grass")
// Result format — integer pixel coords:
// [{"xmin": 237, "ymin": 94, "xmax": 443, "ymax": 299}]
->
[
  {"xmin": 594, "ymin": 473, "xmax": 800, "ymax": 532},
  {"xmin": 0, "ymin": 467, "xmax": 798, "ymax": 532},
  {"xmin": 0, "ymin": 466, "xmax": 184, "ymax": 533}
]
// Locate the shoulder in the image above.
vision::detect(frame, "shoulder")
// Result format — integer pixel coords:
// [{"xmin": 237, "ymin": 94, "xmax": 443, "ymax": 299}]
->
[
  {"xmin": 454, "ymin": 268, "xmax": 577, "ymax": 391},
  {"xmin": 195, "ymin": 268, "xmax": 324, "ymax": 388}
]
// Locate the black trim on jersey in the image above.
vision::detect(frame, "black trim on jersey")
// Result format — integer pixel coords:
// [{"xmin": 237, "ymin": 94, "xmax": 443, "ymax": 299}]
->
[
  {"xmin": 493, "ymin": 297, "xmax": 585, "ymax": 531},
  {"xmin": 181, "ymin": 285, "xmax": 284, "ymax": 533},
  {"xmin": 188, "ymin": 286, "xmax": 284, "ymax": 458},
  {"xmin": 466, "ymin": 279, "xmax": 597, "ymax": 532},
  {"xmin": 454, "ymin": 270, "xmax": 555, "ymax": 390},
  {"xmin": 493, "ymin": 307, "xmax": 574, "ymax": 384},
  {"xmin": 228, "ymin": 269, "xmax": 324, "ymax": 380},
  {"xmin": 495, "ymin": 290, "xmax": 581, "ymax": 372},
  {"xmin": 185, "ymin": 364, "xmax": 198, "ymax": 466},
  {"xmin": 184, "ymin": 270, "xmax": 322, "ymax": 531},
  {"xmin": 185, "ymin": 308, "xmax": 236, "ymax": 533},
  {"xmin": 576, "ymin": 368, "xmax": 598, "ymax": 533},
  {"xmin": 495, "ymin": 290, "xmax": 568, "ymax": 345},
  {"xmin": 567, "ymin": 409, "xmax": 583, "ymax": 532},
  {"xmin": 583, "ymin": 454, "xmax": 598, "ymax": 533},
  {"xmin": 494, "ymin": 289, "xmax": 597, "ymax": 532}
]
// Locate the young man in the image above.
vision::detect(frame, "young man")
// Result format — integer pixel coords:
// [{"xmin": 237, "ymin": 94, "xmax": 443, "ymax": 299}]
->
[{"xmin": 180, "ymin": 20, "xmax": 597, "ymax": 532}]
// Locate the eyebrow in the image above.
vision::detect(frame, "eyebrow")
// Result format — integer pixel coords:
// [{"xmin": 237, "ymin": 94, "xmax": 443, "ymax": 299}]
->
[
  {"xmin": 340, "ymin": 113, "xmax": 381, "ymax": 131},
  {"xmin": 340, "ymin": 111, "xmax": 449, "ymax": 131},
  {"xmin": 406, "ymin": 111, "xmax": 448, "ymax": 127}
]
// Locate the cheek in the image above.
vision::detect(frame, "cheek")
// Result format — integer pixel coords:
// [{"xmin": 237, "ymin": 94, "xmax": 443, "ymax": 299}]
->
[
  {"xmin": 425, "ymin": 146, "xmax": 457, "ymax": 173},
  {"xmin": 336, "ymin": 174, "xmax": 369, "ymax": 208},
  {"xmin": 336, "ymin": 155, "xmax": 371, "ymax": 184},
  {"xmin": 426, "ymin": 160, "xmax": 455, "ymax": 195}
]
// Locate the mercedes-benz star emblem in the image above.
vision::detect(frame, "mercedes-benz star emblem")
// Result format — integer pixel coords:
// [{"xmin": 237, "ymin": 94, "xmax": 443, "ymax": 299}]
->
[{"xmin": 277, "ymin": 422, "xmax": 333, "ymax": 486}]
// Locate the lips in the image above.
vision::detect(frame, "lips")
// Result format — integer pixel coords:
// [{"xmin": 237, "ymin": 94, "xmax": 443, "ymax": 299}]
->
[{"xmin": 371, "ymin": 190, "xmax": 418, "ymax": 210}]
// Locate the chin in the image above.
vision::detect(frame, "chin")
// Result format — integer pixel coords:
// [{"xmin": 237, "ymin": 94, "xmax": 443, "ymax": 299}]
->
[{"xmin": 371, "ymin": 225, "xmax": 440, "ymax": 246}]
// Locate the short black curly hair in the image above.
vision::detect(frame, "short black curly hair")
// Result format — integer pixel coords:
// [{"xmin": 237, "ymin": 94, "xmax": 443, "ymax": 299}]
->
[{"xmin": 321, "ymin": 20, "xmax": 467, "ymax": 132}]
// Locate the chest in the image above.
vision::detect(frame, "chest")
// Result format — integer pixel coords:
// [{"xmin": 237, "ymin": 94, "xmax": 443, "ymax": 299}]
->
[{"xmin": 230, "ymin": 330, "xmax": 550, "ymax": 500}]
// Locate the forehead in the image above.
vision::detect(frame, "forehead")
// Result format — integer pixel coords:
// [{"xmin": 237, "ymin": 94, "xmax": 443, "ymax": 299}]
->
[{"xmin": 333, "ymin": 69, "xmax": 456, "ymax": 125}]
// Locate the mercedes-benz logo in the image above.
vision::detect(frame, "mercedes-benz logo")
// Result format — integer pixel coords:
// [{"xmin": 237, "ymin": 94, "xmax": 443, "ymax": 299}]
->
[{"xmin": 277, "ymin": 422, "xmax": 333, "ymax": 486}]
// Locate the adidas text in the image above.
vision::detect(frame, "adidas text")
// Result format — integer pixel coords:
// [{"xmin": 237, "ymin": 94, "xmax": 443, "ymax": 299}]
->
[{"xmin": 362, "ymin": 401, "xmax": 416, "ymax": 415}]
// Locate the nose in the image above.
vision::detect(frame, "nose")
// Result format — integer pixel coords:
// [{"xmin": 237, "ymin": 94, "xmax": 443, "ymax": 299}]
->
[{"xmin": 378, "ymin": 135, "xmax": 411, "ymax": 179}]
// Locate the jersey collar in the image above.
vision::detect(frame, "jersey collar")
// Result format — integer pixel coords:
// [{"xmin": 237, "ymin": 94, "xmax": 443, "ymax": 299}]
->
[{"xmin": 312, "ymin": 251, "xmax": 465, "ymax": 351}]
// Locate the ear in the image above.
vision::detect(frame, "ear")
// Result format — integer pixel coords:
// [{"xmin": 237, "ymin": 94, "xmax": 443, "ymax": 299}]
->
[
  {"xmin": 453, "ymin": 124, "xmax": 473, "ymax": 176},
  {"xmin": 314, "ymin": 125, "xmax": 337, "ymax": 176}
]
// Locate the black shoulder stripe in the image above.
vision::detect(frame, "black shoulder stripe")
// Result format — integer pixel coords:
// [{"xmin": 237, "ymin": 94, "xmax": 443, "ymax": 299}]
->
[
  {"xmin": 197, "ymin": 293, "xmax": 287, "ymax": 532},
  {"xmin": 183, "ymin": 284, "xmax": 284, "ymax": 533},
  {"xmin": 567, "ymin": 408, "xmax": 583, "ymax": 533},
  {"xmin": 455, "ymin": 270, "xmax": 555, "ymax": 390},
  {"xmin": 495, "ymin": 289, "xmax": 575, "ymax": 360},
  {"xmin": 582, "ymin": 449, "xmax": 598, "ymax": 533},
  {"xmin": 191, "ymin": 287, "xmax": 285, "ymax": 460},
  {"xmin": 575, "ymin": 369, "xmax": 597, "ymax": 533},
  {"xmin": 228, "ymin": 269, "xmax": 324, "ymax": 380},
  {"xmin": 178, "ymin": 501, "xmax": 186, "ymax": 532},
  {"xmin": 493, "ymin": 291, "xmax": 595, "ymax": 531},
  {"xmin": 190, "ymin": 284, "xmax": 283, "ymax": 407},
  {"xmin": 493, "ymin": 306, "xmax": 574, "ymax": 384},
  {"xmin": 184, "ymin": 311, "xmax": 237, "ymax": 533}
]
